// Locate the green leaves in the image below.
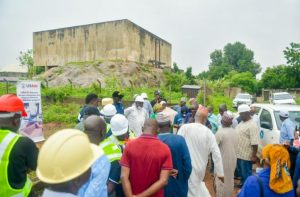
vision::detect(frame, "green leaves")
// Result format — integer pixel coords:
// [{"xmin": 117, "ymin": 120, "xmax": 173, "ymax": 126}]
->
[{"xmin": 205, "ymin": 42, "xmax": 262, "ymax": 80}]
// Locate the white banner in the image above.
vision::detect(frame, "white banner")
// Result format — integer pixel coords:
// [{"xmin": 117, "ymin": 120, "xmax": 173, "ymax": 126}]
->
[{"xmin": 17, "ymin": 81, "xmax": 44, "ymax": 142}]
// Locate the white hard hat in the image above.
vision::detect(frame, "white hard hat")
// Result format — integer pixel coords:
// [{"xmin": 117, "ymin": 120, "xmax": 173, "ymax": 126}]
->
[
  {"xmin": 100, "ymin": 104, "xmax": 117, "ymax": 116},
  {"xmin": 238, "ymin": 104, "xmax": 250, "ymax": 113},
  {"xmin": 141, "ymin": 93, "xmax": 148, "ymax": 99},
  {"xmin": 135, "ymin": 96, "xmax": 144, "ymax": 103},
  {"xmin": 111, "ymin": 114, "xmax": 129, "ymax": 136},
  {"xmin": 279, "ymin": 110, "xmax": 289, "ymax": 118},
  {"xmin": 36, "ymin": 129, "xmax": 103, "ymax": 184},
  {"xmin": 101, "ymin": 98, "xmax": 113, "ymax": 106}
]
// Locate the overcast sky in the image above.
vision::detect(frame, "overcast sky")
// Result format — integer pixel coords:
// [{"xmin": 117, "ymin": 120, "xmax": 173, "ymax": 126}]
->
[{"xmin": 0, "ymin": 0, "xmax": 299, "ymax": 75}]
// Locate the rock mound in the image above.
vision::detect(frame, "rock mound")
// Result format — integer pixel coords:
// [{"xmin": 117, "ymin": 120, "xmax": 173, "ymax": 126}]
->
[{"xmin": 38, "ymin": 61, "xmax": 165, "ymax": 87}]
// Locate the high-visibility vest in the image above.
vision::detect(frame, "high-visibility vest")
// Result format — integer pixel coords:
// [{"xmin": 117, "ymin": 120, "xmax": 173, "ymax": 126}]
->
[
  {"xmin": 99, "ymin": 135, "xmax": 123, "ymax": 162},
  {"xmin": 0, "ymin": 129, "xmax": 32, "ymax": 197},
  {"xmin": 106, "ymin": 124, "xmax": 111, "ymax": 133}
]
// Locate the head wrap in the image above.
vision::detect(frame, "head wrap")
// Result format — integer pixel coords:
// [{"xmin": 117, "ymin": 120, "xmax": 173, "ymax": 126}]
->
[
  {"xmin": 221, "ymin": 112, "xmax": 233, "ymax": 126},
  {"xmin": 156, "ymin": 112, "xmax": 170, "ymax": 123},
  {"xmin": 262, "ymin": 144, "xmax": 293, "ymax": 194},
  {"xmin": 153, "ymin": 103, "xmax": 163, "ymax": 113}
]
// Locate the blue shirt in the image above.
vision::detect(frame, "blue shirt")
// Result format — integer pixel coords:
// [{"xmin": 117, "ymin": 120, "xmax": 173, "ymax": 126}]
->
[
  {"xmin": 114, "ymin": 103, "xmax": 124, "ymax": 115},
  {"xmin": 174, "ymin": 113, "xmax": 183, "ymax": 126},
  {"xmin": 158, "ymin": 133, "xmax": 192, "ymax": 197},
  {"xmin": 280, "ymin": 118, "xmax": 295, "ymax": 143},
  {"xmin": 208, "ymin": 113, "xmax": 219, "ymax": 134},
  {"xmin": 143, "ymin": 100, "xmax": 153, "ymax": 116},
  {"xmin": 288, "ymin": 146, "xmax": 300, "ymax": 188},
  {"xmin": 78, "ymin": 155, "xmax": 111, "ymax": 197},
  {"xmin": 237, "ymin": 168, "xmax": 294, "ymax": 197}
]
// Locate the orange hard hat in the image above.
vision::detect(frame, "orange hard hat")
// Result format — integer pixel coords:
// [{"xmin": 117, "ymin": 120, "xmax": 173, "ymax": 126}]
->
[{"xmin": 0, "ymin": 94, "xmax": 27, "ymax": 117}]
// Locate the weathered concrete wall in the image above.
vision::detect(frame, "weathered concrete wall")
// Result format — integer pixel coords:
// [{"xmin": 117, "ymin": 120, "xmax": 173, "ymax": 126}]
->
[{"xmin": 33, "ymin": 19, "xmax": 171, "ymax": 67}]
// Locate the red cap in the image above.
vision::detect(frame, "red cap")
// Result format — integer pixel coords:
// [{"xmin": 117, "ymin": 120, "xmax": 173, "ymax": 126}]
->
[{"xmin": 0, "ymin": 94, "xmax": 27, "ymax": 117}]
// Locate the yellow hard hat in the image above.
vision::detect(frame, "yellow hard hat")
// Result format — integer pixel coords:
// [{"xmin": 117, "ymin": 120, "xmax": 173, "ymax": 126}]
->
[
  {"xmin": 36, "ymin": 129, "xmax": 103, "ymax": 184},
  {"xmin": 102, "ymin": 98, "xmax": 113, "ymax": 106}
]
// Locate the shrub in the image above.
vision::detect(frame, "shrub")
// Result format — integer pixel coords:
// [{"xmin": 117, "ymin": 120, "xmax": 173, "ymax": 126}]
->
[{"xmin": 43, "ymin": 102, "xmax": 80, "ymax": 125}]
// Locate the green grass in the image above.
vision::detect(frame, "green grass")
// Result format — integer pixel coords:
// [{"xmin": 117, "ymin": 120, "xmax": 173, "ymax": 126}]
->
[
  {"xmin": 42, "ymin": 102, "xmax": 80, "ymax": 126},
  {"xmin": 296, "ymin": 99, "xmax": 300, "ymax": 105}
]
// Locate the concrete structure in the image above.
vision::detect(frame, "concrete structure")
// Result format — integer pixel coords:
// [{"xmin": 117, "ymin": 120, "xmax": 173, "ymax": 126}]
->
[
  {"xmin": 0, "ymin": 65, "xmax": 28, "ymax": 78},
  {"xmin": 181, "ymin": 85, "xmax": 201, "ymax": 98},
  {"xmin": 33, "ymin": 19, "xmax": 172, "ymax": 68}
]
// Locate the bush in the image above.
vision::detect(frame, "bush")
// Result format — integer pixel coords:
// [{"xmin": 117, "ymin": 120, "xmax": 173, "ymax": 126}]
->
[
  {"xmin": 43, "ymin": 102, "xmax": 80, "ymax": 125},
  {"xmin": 43, "ymin": 86, "xmax": 72, "ymax": 102}
]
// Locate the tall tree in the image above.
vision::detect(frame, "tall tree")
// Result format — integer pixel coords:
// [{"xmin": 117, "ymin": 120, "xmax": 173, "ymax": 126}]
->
[
  {"xmin": 17, "ymin": 49, "xmax": 34, "ymax": 78},
  {"xmin": 223, "ymin": 42, "xmax": 261, "ymax": 75},
  {"xmin": 205, "ymin": 42, "xmax": 261, "ymax": 80},
  {"xmin": 261, "ymin": 65, "xmax": 297, "ymax": 89},
  {"xmin": 185, "ymin": 67, "xmax": 196, "ymax": 84},
  {"xmin": 173, "ymin": 62, "xmax": 180, "ymax": 73},
  {"xmin": 284, "ymin": 42, "xmax": 300, "ymax": 87}
]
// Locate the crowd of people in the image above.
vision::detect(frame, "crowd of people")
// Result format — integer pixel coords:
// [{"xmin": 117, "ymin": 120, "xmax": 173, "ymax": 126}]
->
[{"xmin": 1, "ymin": 91, "xmax": 300, "ymax": 197}]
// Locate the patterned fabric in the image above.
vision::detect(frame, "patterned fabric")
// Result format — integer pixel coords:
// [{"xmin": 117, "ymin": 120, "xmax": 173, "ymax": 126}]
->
[
  {"xmin": 236, "ymin": 120, "xmax": 259, "ymax": 161},
  {"xmin": 262, "ymin": 144, "xmax": 293, "ymax": 194},
  {"xmin": 78, "ymin": 155, "xmax": 111, "ymax": 197}
]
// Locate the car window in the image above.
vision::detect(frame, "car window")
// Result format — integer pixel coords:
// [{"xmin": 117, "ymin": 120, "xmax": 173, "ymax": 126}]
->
[
  {"xmin": 274, "ymin": 93, "xmax": 293, "ymax": 100},
  {"xmin": 260, "ymin": 109, "xmax": 273, "ymax": 129},
  {"xmin": 236, "ymin": 94, "xmax": 251, "ymax": 99}
]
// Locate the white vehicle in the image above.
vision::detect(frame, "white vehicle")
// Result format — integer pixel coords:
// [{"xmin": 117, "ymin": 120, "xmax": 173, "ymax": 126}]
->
[
  {"xmin": 232, "ymin": 93, "xmax": 253, "ymax": 108},
  {"xmin": 270, "ymin": 92, "xmax": 296, "ymax": 105},
  {"xmin": 251, "ymin": 104, "xmax": 300, "ymax": 153}
]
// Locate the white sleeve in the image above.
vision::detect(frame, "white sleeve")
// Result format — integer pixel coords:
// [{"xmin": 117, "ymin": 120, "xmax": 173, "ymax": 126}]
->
[
  {"xmin": 209, "ymin": 131, "xmax": 224, "ymax": 177},
  {"xmin": 124, "ymin": 107, "xmax": 133, "ymax": 117},
  {"xmin": 177, "ymin": 125, "xmax": 186, "ymax": 137}
]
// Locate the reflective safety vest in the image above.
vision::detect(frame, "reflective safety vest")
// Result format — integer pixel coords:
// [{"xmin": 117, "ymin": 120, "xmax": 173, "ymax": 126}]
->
[
  {"xmin": 106, "ymin": 124, "xmax": 111, "ymax": 133},
  {"xmin": 99, "ymin": 135, "xmax": 123, "ymax": 162},
  {"xmin": 99, "ymin": 130, "xmax": 136, "ymax": 162},
  {"xmin": 0, "ymin": 129, "xmax": 32, "ymax": 197}
]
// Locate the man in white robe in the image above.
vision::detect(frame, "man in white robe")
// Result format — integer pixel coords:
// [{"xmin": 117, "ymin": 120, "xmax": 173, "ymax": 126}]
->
[
  {"xmin": 124, "ymin": 96, "xmax": 149, "ymax": 137},
  {"xmin": 178, "ymin": 107, "xmax": 224, "ymax": 197}
]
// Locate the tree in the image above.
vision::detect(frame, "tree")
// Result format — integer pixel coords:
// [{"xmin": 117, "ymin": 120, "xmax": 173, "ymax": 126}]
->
[
  {"xmin": 173, "ymin": 62, "xmax": 180, "ymax": 73},
  {"xmin": 284, "ymin": 43, "xmax": 300, "ymax": 67},
  {"xmin": 283, "ymin": 42, "xmax": 300, "ymax": 87},
  {"xmin": 163, "ymin": 70, "xmax": 188, "ymax": 92},
  {"xmin": 17, "ymin": 49, "xmax": 34, "ymax": 78},
  {"xmin": 17, "ymin": 49, "xmax": 45, "ymax": 78},
  {"xmin": 224, "ymin": 71, "xmax": 257, "ymax": 93},
  {"xmin": 185, "ymin": 67, "xmax": 196, "ymax": 85},
  {"xmin": 261, "ymin": 65, "xmax": 297, "ymax": 89},
  {"xmin": 205, "ymin": 42, "xmax": 261, "ymax": 80}
]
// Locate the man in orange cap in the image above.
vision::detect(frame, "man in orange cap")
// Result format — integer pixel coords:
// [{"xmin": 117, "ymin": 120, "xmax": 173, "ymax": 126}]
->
[{"xmin": 0, "ymin": 94, "xmax": 38, "ymax": 197}]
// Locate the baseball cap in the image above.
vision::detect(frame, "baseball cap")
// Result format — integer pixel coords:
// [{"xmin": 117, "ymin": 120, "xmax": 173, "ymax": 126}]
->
[
  {"xmin": 36, "ymin": 129, "xmax": 103, "ymax": 184},
  {"xmin": 135, "ymin": 96, "xmax": 144, "ymax": 103},
  {"xmin": 100, "ymin": 104, "xmax": 117, "ymax": 117},
  {"xmin": 110, "ymin": 114, "xmax": 129, "ymax": 136},
  {"xmin": 112, "ymin": 91, "xmax": 124, "ymax": 98},
  {"xmin": 238, "ymin": 104, "xmax": 250, "ymax": 113},
  {"xmin": 279, "ymin": 110, "xmax": 289, "ymax": 118},
  {"xmin": 0, "ymin": 94, "xmax": 27, "ymax": 117},
  {"xmin": 84, "ymin": 106, "xmax": 101, "ymax": 116},
  {"xmin": 181, "ymin": 106, "xmax": 189, "ymax": 117}
]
